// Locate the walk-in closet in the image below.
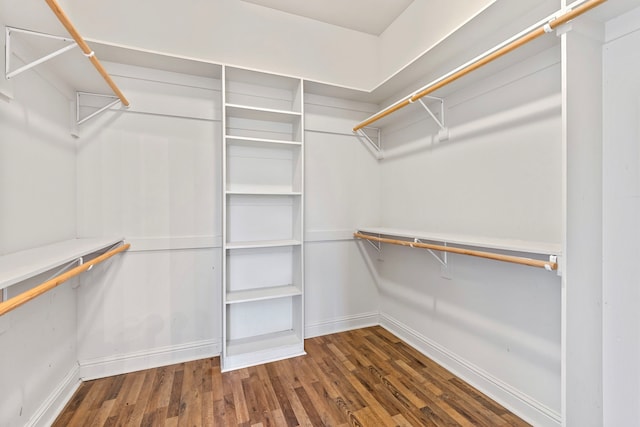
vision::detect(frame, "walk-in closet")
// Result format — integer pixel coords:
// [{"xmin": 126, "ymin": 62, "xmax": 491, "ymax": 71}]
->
[{"xmin": 1, "ymin": 0, "xmax": 639, "ymax": 426}]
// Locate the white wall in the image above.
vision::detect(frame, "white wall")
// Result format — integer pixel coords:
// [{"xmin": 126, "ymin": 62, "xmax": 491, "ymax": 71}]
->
[
  {"xmin": 381, "ymin": 46, "xmax": 562, "ymax": 242},
  {"xmin": 303, "ymin": 94, "xmax": 382, "ymax": 336},
  {"xmin": 561, "ymin": 17, "xmax": 605, "ymax": 427},
  {"xmin": 377, "ymin": 0, "xmax": 495, "ymax": 83},
  {"xmin": 0, "ymin": 39, "xmax": 79, "ymax": 426},
  {"xmin": 61, "ymin": 0, "xmax": 378, "ymax": 90},
  {"xmin": 74, "ymin": 65, "xmax": 223, "ymax": 378},
  {"xmin": 372, "ymin": 46, "xmax": 563, "ymax": 425},
  {"xmin": 602, "ymin": 6, "xmax": 640, "ymax": 426}
]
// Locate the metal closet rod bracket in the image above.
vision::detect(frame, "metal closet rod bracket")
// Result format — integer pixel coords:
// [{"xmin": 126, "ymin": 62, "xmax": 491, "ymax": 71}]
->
[
  {"xmin": 5, "ymin": 26, "xmax": 78, "ymax": 79},
  {"xmin": 413, "ymin": 238, "xmax": 448, "ymax": 267},
  {"xmin": 76, "ymin": 91, "xmax": 122, "ymax": 125},
  {"xmin": 365, "ymin": 235, "xmax": 382, "ymax": 252},
  {"xmin": 354, "ymin": 126, "xmax": 381, "ymax": 153},
  {"xmin": 409, "ymin": 95, "xmax": 449, "ymax": 141}
]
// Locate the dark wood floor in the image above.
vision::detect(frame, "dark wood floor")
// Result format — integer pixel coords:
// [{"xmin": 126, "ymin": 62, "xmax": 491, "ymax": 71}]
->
[{"xmin": 54, "ymin": 326, "xmax": 530, "ymax": 426}]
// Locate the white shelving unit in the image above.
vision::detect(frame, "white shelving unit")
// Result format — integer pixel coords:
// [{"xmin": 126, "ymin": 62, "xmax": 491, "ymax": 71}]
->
[{"xmin": 221, "ymin": 66, "xmax": 305, "ymax": 371}]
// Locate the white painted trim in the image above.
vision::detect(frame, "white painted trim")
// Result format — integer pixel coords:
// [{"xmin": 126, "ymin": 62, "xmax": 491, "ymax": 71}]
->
[
  {"xmin": 103, "ymin": 61, "xmax": 220, "ymax": 91},
  {"xmin": 305, "ymin": 229, "xmax": 356, "ymax": 242},
  {"xmin": 126, "ymin": 235, "xmax": 222, "ymax": 252},
  {"xmin": 26, "ymin": 364, "xmax": 81, "ymax": 427},
  {"xmin": 79, "ymin": 339, "xmax": 221, "ymax": 381},
  {"xmin": 379, "ymin": 313, "xmax": 561, "ymax": 427},
  {"xmin": 305, "ymin": 312, "xmax": 379, "ymax": 338}
]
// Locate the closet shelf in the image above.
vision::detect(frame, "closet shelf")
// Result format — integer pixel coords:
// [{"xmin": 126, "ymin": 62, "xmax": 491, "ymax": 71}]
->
[
  {"xmin": 226, "ymin": 330, "xmax": 303, "ymax": 358},
  {"xmin": 226, "ymin": 104, "xmax": 302, "ymax": 123},
  {"xmin": 358, "ymin": 227, "xmax": 560, "ymax": 255},
  {"xmin": 226, "ymin": 285, "xmax": 302, "ymax": 304},
  {"xmin": 0, "ymin": 237, "xmax": 124, "ymax": 291},
  {"xmin": 225, "ymin": 135, "xmax": 302, "ymax": 147},
  {"xmin": 356, "ymin": 227, "xmax": 560, "ymax": 271},
  {"xmin": 226, "ymin": 239, "xmax": 302, "ymax": 250},
  {"xmin": 226, "ymin": 190, "xmax": 302, "ymax": 196}
]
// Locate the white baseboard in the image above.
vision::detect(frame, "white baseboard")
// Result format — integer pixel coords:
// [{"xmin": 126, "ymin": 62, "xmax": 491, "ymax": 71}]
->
[
  {"xmin": 305, "ymin": 312, "xmax": 379, "ymax": 338},
  {"xmin": 79, "ymin": 339, "xmax": 221, "ymax": 381},
  {"xmin": 379, "ymin": 313, "xmax": 561, "ymax": 427},
  {"xmin": 27, "ymin": 364, "xmax": 81, "ymax": 427}
]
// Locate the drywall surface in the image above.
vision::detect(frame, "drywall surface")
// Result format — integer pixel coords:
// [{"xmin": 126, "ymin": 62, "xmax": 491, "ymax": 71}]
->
[
  {"xmin": 377, "ymin": 0, "xmax": 494, "ymax": 84},
  {"xmin": 76, "ymin": 248, "xmax": 220, "ymax": 379},
  {"xmin": 0, "ymin": 49, "xmax": 78, "ymax": 426},
  {"xmin": 602, "ymin": 7, "xmax": 640, "ymax": 426},
  {"xmin": 0, "ymin": 63, "xmax": 76, "ymax": 254},
  {"xmin": 74, "ymin": 66, "xmax": 222, "ymax": 376},
  {"xmin": 62, "ymin": 0, "xmax": 378, "ymax": 90},
  {"xmin": 374, "ymin": 46, "xmax": 563, "ymax": 423},
  {"xmin": 561, "ymin": 17, "xmax": 605, "ymax": 427},
  {"xmin": 304, "ymin": 94, "xmax": 382, "ymax": 336},
  {"xmin": 380, "ymin": 47, "xmax": 562, "ymax": 242}
]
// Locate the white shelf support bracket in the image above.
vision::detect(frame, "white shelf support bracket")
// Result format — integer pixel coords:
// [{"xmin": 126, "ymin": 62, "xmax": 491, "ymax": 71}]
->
[
  {"xmin": 416, "ymin": 96, "xmax": 449, "ymax": 142},
  {"xmin": 546, "ymin": 255, "xmax": 558, "ymax": 274},
  {"xmin": 5, "ymin": 26, "xmax": 78, "ymax": 79},
  {"xmin": 415, "ymin": 238, "xmax": 447, "ymax": 267},
  {"xmin": 76, "ymin": 91, "xmax": 121, "ymax": 125},
  {"xmin": 43, "ymin": 257, "xmax": 83, "ymax": 288},
  {"xmin": 355, "ymin": 126, "xmax": 383, "ymax": 159},
  {"xmin": 365, "ymin": 234, "xmax": 382, "ymax": 252}
]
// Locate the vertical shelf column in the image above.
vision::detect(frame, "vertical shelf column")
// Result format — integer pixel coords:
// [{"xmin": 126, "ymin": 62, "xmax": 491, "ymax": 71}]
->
[{"xmin": 221, "ymin": 66, "xmax": 305, "ymax": 372}]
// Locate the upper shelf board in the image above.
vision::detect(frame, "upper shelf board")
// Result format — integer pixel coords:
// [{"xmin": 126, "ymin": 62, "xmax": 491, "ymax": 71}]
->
[
  {"xmin": 0, "ymin": 237, "xmax": 125, "ymax": 291},
  {"xmin": 357, "ymin": 227, "xmax": 561, "ymax": 256}
]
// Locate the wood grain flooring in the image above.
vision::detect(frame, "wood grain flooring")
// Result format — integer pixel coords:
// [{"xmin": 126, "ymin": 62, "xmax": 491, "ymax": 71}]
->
[{"xmin": 53, "ymin": 326, "xmax": 530, "ymax": 426}]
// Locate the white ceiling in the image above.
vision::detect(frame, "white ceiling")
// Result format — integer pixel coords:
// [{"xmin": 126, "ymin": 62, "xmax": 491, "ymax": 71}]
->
[{"xmin": 239, "ymin": 0, "xmax": 415, "ymax": 35}]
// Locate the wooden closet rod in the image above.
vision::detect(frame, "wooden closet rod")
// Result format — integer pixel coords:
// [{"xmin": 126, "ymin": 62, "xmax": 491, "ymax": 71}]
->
[
  {"xmin": 354, "ymin": 233, "xmax": 558, "ymax": 271},
  {"xmin": 0, "ymin": 243, "xmax": 130, "ymax": 317},
  {"xmin": 353, "ymin": 0, "xmax": 606, "ymax": 132},
  {"xmin": 44, "ymin": 0, "xmax": 130, "ymax": 107}
]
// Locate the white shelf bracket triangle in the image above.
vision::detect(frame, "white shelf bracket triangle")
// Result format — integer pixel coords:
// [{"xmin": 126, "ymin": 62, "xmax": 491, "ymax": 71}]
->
[
  {"xmin": 414, "ymin": 96, "xmax": 449, "ymax": 142},
  {"xmin": 5, "ymin": 26, "xmax": 78, "ymax": 79},
  {"xmin": 76, "ymin": 91, "xmax": 121, "ymax": 125},
  {"xmin": 354, "ymin": 126, "xmax": 383, "ymax": 159},
  {"xmin": 414, "ymin": 238, "xmax": 448, "ymax": 268},
  {"xmin": 366, "ymin": 236, "xmax": 382, "ymax": 252}
]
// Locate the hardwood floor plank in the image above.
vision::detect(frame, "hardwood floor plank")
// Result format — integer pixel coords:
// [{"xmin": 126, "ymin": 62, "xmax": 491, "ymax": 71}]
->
[
  {"xmin": 294, "ymin": 386, "xmax": 324, "ymax": 426},
  {"xmin": 230, "ymin": 370, "xmax": 251, "ymax": 423},
  {"xmin": 143, "ymin": 365, "xmax": 175, "ymax": 416},
  {"xmin": 65, "ymin": 378, "xmax": 111, "ymax": 427},
  {"xmin": 202, "ymin": 390, "xmax": 215, "ymax": 426},
  {"xmin": 166, "ymin": 367, "xmax": 184, "ymax": 419},
  {"xmin": 54, "ymin": 326, "xmax": 532, "ymax": 427},
  {"xmin": 126, "ymin": 370, "xmax": 158, "ymax": 426},
  {"xmin": 254, "ymin": 363, "xmax": 283, "ymax": 412},
  {"xmin": 88, "ymin": 399, "xmax": 115, "ymax": 427},
  {"xmin": 265, "ymin": 365, "xmax": 298, "ymax": 427}
]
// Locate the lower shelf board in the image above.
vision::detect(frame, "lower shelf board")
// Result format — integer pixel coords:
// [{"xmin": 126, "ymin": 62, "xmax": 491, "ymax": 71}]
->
[
  {"xmin": 226, "ymin": 239, "xmax": 302, "ymax": 250},
  {"xmin": 226, "ymin": 284, "xmax": 302, "ymax": 304},
  {"xmin": 223, "ymin": 330, "xmax": 305, "ymax": 372}
]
